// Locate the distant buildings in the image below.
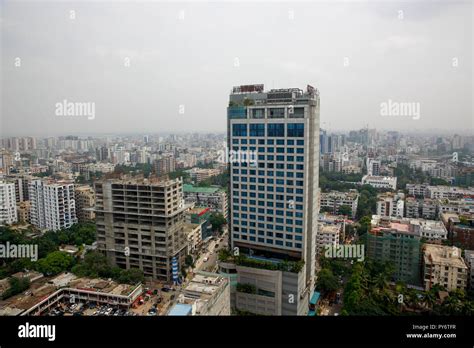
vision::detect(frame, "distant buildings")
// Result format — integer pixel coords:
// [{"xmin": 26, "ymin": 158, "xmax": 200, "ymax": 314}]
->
[
  {"xmin": 154, "ymin": 155, "xmax": 176, "ymax": 176},
  {"xmin": 407, "ymin": 184, "xmax": 474, "ymax": 199},
  {"xmin": 94, "ymin": 176, "xmax": 188, "ymax": 281},
  {"xmin": 0, "ymin": 181, "xmax": 18, "ymax": 225},
  {"xmin": 319, "ymin": 190, "xmax": 358, "ymax": 218},
  {"xmin": 361, "ymin": 175, "xmax": 397, "ymax": 190},
  {"xmin": 187, "ymin": 168, "xmax": 220, "ymax": 183},
  {"xmin": 29, "ymin": 179, "xmax": 77, "ymax": 231},
  {"xmin": 422, "ymin": 245, "xmax": 467, "ymax": 291},
  {"xmin": 376, "ymin": 191, "xmax": 405, "ymax": 218},
  {"xmin": 367, "ymin": 158, "xmax": 381, "ymax": 176},
  {"xmin": 371, "ymin": 215, "xmax": 447, "ymax": 241}
]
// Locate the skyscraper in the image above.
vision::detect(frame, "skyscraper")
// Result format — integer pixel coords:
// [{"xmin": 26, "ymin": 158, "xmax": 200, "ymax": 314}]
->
[{"xmin": 225, "ymin": 84, "xmax": 320, "ymax": 315}]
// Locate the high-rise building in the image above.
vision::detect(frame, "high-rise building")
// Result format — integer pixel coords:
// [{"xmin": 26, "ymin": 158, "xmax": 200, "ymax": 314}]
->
[
  {"xmin": 75, "ymin": 185, "xmax": 96, "ymax": 222},
  {"xmin": 94, "ymin": 176, "xmax": 188, "ymax": 282},
  {"xmin": 154, "ymin": 155, "xmax": 176, "ymax": 176},
  {"xmin": 376, "ymin": 191, "xmax": 405, "ymax": 218},
  {"xmin": 225, "ymin": 84, "xmax": 320, "ymax": 315},
  {"xmin": 366, "ymin": 218, "xmax": 421, "ymax": 285},
  {"xmin": 29, "ymin": 179, "xmax": 77, "ymax": 231},
  {"xmin": 0, "ymin": 181, "xmax": 18, "ymax": 225}
]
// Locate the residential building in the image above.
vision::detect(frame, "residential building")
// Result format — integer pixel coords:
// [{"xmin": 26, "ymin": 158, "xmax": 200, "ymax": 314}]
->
[
  {"xmin": 464, "ymin": 250, "xmax": 474, "ymax": 290},
  {"xmin": 184, "ymin": 223, "xmax": 202, "ymax": 253},
  {"xmin": 226, "ymin": 84, "xmax": 320, "ymax": 315},
  {"xmin": 154, "ymin": 155, "xmax": 176, "ymax": 176},
  {"xmin": 183, "ymin": 184, "xmax": 228, "ymax": 219},
  {"xmin": 422, "ymin": 244, "xmax": 467, "ymax": 291},
  {"xmin": 366, "ymin": 218, "xmax": 422, "ymax": 285},
  {"xmin": 94, "ymin": 176, "xmax": 188, "ymax": 282},
  {"xmin": 441, "ymin": 212, "xmax": 474, "ymax": 250},
  {"xmin": 75, "ymin": 185, "xmax": 96, "ymax": 222},
  {"xmin": 187, "ymin": 206, "xmax": 213, "ymax": 240},
  {"xmin": 367, "ymin": 158, "xmax": 381, "ymax": 176},
  {"xmin": 361, "ymin": 175, "xmax": 397, "ymax": 190},
  {"xmin": 405, "ymin": 197, "xmax": 420, "ymax": 218},
  {"xmin": 29, "ymin": 179, "xmax": 77, "ymax": 231},
  {"xmin": 316, "ymin": 223, "xmax": 341, "ymax": 253},
  {"xmin": 187, "ymin": 168, "xmax": 221, "ymax": 183},
  {"xmin": 319, "ymin": 190, "xmax": 358, "ymax": 219},
  {"xmin": 17, "ymin": 201, "xmax": 31, "ymax": 224},
  {"xmin": 376, "ymin": 191, "xmax": 405, "ymax": 218},
  {"xmin": 0, "ymin": 181, "xmax": 18, "ymax": 225}
]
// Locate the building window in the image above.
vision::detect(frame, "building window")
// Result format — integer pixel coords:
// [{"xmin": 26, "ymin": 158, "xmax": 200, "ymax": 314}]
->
[
  {"xmin": 232, "ymin": 123, "xmax": 248, "ymax": 137},
  {"xmin": 287, "ymin": 123, "xmax": 304, "ymax": 137},
  {"xmin": 268, "ymin": 123, "xmax": 285, "ymax": 137},
  {"xmin": 250, "ymin": 123, "xmax": 265, "ymax": 137}
]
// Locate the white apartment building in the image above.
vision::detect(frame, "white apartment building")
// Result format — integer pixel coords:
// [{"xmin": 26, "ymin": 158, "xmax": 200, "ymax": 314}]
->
[
  {"xmin": 0, "ymin": 181, "xmax": 18, "ymax": 225},
  {"xmin": 29, "ymin": 179, "xmax": 77, "ymax": 231},
  {"xmin": 319, "ymin": 190, "xmax": 358, "ymax": 218},
  {"xmin": 426, "ymin": 186, "xmax": 474, "ymax": 200},
  {"xmin": 361, "ymin": 175, "xmax": 397, "ymax": 190},
  {"xmin": 316, "ymin": 223, "xmax": 341, "ymax": 253},
  {"xmin": 376, "ymin": 191, "xmax": 405, "ymax": 218},
  {"xmin": 366, "ymin": 158, "xmax": 381, "ymax": 176},
  {"xmin": 423, "ymin": 245, "xmax": 468, "ymax": 291}
]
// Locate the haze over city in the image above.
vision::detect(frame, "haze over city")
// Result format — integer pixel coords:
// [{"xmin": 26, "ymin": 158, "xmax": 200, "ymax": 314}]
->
[{"xmin": 1, "ymin": 0, "xmax": 473, "ymax": 136}]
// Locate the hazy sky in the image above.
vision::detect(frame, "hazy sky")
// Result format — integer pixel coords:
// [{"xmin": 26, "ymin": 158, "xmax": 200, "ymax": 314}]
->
[{"xmin": 1, "ymin": 0, "xmax": 473, "ymax": 137}]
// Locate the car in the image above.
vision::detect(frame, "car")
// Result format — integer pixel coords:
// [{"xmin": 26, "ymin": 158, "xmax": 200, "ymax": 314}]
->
[
  {"xmin": 161, "ymin": 287, "xmax": 171, "ymax": 292},
  {"xmin": 203, "ymin": 257, "xmax": 209, "ymax": 262}
]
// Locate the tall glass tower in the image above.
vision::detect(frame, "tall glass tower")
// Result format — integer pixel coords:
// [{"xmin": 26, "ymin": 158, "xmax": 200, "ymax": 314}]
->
[{"xmin": 225, "ymin": 84, "xmax": 320, "ymax": 315}]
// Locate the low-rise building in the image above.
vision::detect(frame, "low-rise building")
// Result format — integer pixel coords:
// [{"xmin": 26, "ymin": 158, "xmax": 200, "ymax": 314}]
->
[
  {"xmin": 422, "ymin": 244, "xmax": 468, "ymax": 291},
  {"xmin": 168, "ymin": 272, "xmax": 230, "ymax": 315},
  {"xmin": 183, "ymin": 184, "xmax": 228, "ymax": 219},
  {"xmin": 361, "ymin": 175, "xmax": 397, "ymax": 190},
  {"xmin": 319, "ymin": 190, "xmax": 358, "ymax": 218},
  {"xmin": 316, "ymin": 223, "xmax": 341, "ymax": 253}
]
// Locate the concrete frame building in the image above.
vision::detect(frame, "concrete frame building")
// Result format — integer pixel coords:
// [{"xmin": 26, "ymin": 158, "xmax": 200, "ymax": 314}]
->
[{"xmin": 94, "ymin": 176, "xmax": 188, "ymax": 282}]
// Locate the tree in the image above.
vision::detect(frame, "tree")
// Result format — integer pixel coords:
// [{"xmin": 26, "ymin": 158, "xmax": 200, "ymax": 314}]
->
[
  {"xmin": 1, "ymin": 277, "xmax": 30, "ymax": 300},
  {"xmin": 357, "ymin": 216, "xmax": 372, "ymax": 236},
  {"xmin": 116, "ymin": 268, "xmax": 144, "ymax": 284},
  {"xmin": 185, "ymin": 255, "xmax": 194, "ymax": 267},
  {"xmin": 316, "ymin": 268, "xmax": 339, "ymax": 294},
  {"xmin": 338, "ymin": 205, "xmax": 352, "ymax": 217},
  {"xmin": 209, "ymin": 213, "xmax": 226, "ymax": 234},
  {"xmin": 36, "ymin": 251, "xmax": 74, "ymax": 276}
]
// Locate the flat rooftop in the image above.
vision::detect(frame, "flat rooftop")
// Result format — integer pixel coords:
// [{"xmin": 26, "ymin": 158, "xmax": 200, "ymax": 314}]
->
[
  {"xmin": 183, "ymin": 184, "xmax": 220, "ymax": 194},
  {"xmin": 423, "ymin": 245, "xmax": 467, "ymax": 269}
]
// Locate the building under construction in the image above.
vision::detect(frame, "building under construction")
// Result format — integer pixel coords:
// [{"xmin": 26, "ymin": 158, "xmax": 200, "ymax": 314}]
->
[{"xmin": 94, "ymin": 174, "xmax": 189, "ymax": 282}]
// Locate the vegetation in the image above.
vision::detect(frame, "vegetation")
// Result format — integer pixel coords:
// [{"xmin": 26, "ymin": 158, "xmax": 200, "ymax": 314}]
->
[
  {"xmin": 209, "ymin": 213, "xmax": 227, "ymax": 234},
  {"xmin": 235, "ymin": 255, "xmax": 304, "ymax": 273},
  {"xmin": 236, "ymin": 283, "xmax": 257, "ymax": 294},
  {"xmin": 197, "ymin": 170, "xmax": 229, "ymax": 189},
  {"xmin": 36, "ymin": 251, "xmax": 75, "ymax": 276},
  {"xmin": 319, "ymin": 171, "xmax": 360, "ymax": 192},
  {"xmin": 218, "ymin": 249, "xmax": 232, "ymax": 262},
  {"xmin": 71, "ymin": 251, "xmax": 144, "ymax": 285},
  {"xmin": 316, "ymin": 268, "xmax": 339, "ymax": 294},
  {"xmin": 1, "ymin": 277, "xmax": 30, "ymax": 300}
]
